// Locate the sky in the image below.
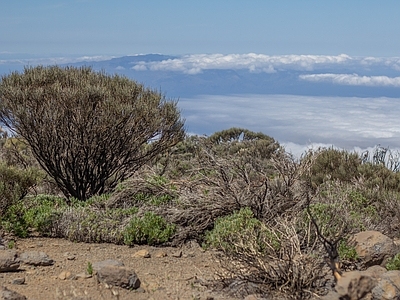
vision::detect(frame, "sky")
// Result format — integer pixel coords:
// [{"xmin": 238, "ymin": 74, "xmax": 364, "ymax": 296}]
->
[
  {"xmin": 2, "ymin": 1, "xmax": 400, "ymax": 57},
  {"xmin": 1, "ymin": 1, "xmax": 400, "ymax": 156}
]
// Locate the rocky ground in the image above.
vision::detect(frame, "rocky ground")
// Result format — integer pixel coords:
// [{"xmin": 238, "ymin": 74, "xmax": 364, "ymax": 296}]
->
[
  {"xmin": 1, "ymin": 230, "xmax": 400, "ymax": 300},
  {"xmin": 0, "ymin": 237, "xmax": 237, "ymax": 300}
]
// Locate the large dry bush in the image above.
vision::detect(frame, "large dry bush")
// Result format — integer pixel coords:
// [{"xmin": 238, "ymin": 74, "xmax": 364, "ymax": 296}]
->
[
  {"xmin": 204, "ymin": 208, "xmax": 328, "ymax": 299},
  {"xmin": 153, "ymin": 133, "xmax": 317, "ymax": 245},
  {"xmin": 0, "ymin": 66, "xmax": 185, "ymax": 200}
]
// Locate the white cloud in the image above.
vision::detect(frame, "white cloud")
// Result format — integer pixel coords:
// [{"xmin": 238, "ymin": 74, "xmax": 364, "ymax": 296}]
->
[
  {"xmin": 131, "ymin": 53, "xmax": 353, "ymax": 74},
  {"xmin": 299, "ymin": 73, "xmax": 400, "ymax": 87},
  {"xmin": 179, "ymin": 94, "xmax": 400, "ymax": 150}
]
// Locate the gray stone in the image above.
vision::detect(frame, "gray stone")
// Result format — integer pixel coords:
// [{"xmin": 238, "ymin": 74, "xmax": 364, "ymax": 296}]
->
[
  {"xmin": 19, "ymin": 251, "xmax": 54, "ymax": 266},
  {"xmin": 92, "ymin": 259, "xmax": 124, "ymax": 272},
  {"xmin": 352, "ymin": 231, "xmax": 398, "ymax": 267},
  {"xmin": 96, "ymin": 265, "xmax": 141, "ymax": 290},
  {"xmin": 0, "ymin": 251, "xmax": 20, "ymax": 272},
  {"xmin": 0, "ymin": 286, "xmax": 27, "ymax": 300},
  {"xmin": 371, "ymin": 270, "xmax": 400, "ymax": 300},
  {"xmin": 172, "ymin": 250, "xmax": 182, "ymax": 258},
  {"xmin": 11, "ymin": 277, "xmax": 25, "ymax": 285}
]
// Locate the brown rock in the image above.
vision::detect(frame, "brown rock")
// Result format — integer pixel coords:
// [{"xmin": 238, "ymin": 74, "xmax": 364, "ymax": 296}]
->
[
  {"xmin": 132, "ymin": 249, "xmax": 151, "ymax": 258},
  {"xmin": 58, "ymin": 271, "xmax": 73, "ymax": 280},
  {"xmin": 75, "ymin": 272, "xmax": 92, "ymax": 279},
  {"xmin": 154, "ymin": 250, "xmax": 167, "ymax": 258},
  {"xmin": 0, "ymin": 251, "xmax": 20, "ymax": 272},
  {"xmin": 371, "ymin": 270, "xmax": 400, "ymax": 300},
  {"xmin": 335, "ymin": 270, "xmax": 377, "ymax": 300},
  {"xmin": 362, "ymin": 265, "xmax": 387, "ymax": 280},
  {"xmin": 96, "ymin": 265, "xmax": 141, "ymax": 289},
  {"xmin": 352, "ymin": 231, "xmax": 397, "ymax": 267}
]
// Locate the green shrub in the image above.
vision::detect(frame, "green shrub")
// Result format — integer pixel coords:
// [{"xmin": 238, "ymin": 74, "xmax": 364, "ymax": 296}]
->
[
  {"xmin": 386, "ymin": 253, "xmax": 400, "ymax": 270},
  {"xmin": 306, "ymin": 148, "xmax": 361, "ymax": 188},
  {"xmin": 123, "ymin": 212, "xmax": 175, "ymax": 246},
  {"xmin": 1, "ymin": 201, "xmax": 29, "ymax": 237},
  {"xmin": 306, "ymin": 202, "xmax": 345, "ymax": 239},
  {"xmin": 203, "ymin": 207, "xmax": 280, "ymax": 253},
  {"xmin": 338, "ymin": 240, "xmax": 359, "ymax": 261},
  {"xmin": 7, "ymin": 240, "xmax": 15, "ymax": 249},
  {"xmin": 23, "ymin": 195, "xmax": 66, "ymax": 235},
  {"xmin": 87, "ymin": 262, "xmax": 94, "ymax": 275},
  {"xmin": 1, "ymin": 194, "xmax": 66, "ymax": 237},
  {"xmin": 358, "ymin": 163, "xmax": 400, "ymax": 191},
  {"xmin": 0, "ymin": 163, "xmax": 43, "ymax": 216}
]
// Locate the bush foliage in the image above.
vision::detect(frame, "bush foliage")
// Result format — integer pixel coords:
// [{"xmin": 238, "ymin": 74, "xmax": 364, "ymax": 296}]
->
[{"xmin": 0, "ymin": 66, "xmax": 185, "ymax": 200}]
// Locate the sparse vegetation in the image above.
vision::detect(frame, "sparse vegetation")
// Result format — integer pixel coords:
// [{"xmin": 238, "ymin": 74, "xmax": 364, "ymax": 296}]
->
[
  {"xmin": 86, "ymin": 262, "xmax": 94, "ymax": 275},
  {"xmin": 123, "ymin": 212, "xmax": 176, "ymax": 246},
  {"xmin": 1, "ymin": 66, "xmax": 400, "ymax": 298},
  {"xmin": 386, "ymin": 253, "xmax": 400, "ymax": 271}
]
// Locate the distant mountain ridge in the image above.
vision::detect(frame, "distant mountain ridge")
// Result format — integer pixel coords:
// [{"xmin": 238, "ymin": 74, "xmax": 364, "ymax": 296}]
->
[{"xmin": 1, "ymin": 54, "xmax": 399, "ymax": 98}]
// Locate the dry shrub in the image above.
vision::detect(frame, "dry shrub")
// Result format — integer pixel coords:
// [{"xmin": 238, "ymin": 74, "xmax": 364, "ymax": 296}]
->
[
  {"xmin": 370, "ymin": 190, "xmax": 400, "ymax": 238},
  {"xmin": 157, "ymin": 142, "xmax": 317, "ymax": 245},
  {"xmin": 106, "ymin": 166, "xmax": 178, "ymax": 209},
  {"xmin": 206, "ymin": 210, "xmax": 328, "ymax": 299},
  {"xmin": 0, "ymin": 66, "xmax": 185, "ymax": 200},
  {"xmin": 51, "ymin": 206, "xmax": 133, "ymax": 243}
]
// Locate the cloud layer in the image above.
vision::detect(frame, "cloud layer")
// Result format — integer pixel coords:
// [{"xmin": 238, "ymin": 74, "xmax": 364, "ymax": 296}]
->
[
  {"xmin": 180, "ymin": 94, "xmax": 400, "ymax": 152},
  {"xmin": 300, "ymin": 74, "xmax": 400, "ymax": 87},
  {"xmin": 130, "ymin": 53, "xmax": 400, "ymax": 75},
  {"xmin": 131, "ymin": 53, "xmax": 353, "ymax": 74}
]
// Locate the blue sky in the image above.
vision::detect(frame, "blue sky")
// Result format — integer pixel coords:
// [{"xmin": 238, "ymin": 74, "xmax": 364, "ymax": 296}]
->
[
  {"xmin": 1, "ymin": 1, "xmax": 400, "ymax": 155},
  {"xmin": 2, "ymin": 1, "xmax": 400, "ymax": 57}
]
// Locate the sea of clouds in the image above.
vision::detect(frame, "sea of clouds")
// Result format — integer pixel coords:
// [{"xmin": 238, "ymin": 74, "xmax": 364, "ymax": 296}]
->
[{"xmin": 179, "ymin": 94, "xmax": 400, "ymax": 157}]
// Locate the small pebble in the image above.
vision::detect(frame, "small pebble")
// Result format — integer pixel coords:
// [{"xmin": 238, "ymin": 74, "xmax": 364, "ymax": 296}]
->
[{"xmin": 12, "ymin": 277, "xmax": 25, "ymax": 285}]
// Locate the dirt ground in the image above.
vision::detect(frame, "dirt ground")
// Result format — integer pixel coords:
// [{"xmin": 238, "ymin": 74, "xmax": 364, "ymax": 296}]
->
[{"xmin": 0, "ymin": 237, "xmax": 239, "ymax": 300}]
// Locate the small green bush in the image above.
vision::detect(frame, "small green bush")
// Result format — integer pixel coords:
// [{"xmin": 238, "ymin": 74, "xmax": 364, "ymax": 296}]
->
[
  {"xmin": 386, "ymin": 253, "xmax": 400, "ymax": 270},
  {"xmin": 203, "ymin": 207, "xmax": 280, "ymax": 253},
  {"xmin": 7, "ymin": 240, "xmax": 15, "ymax": 249},
  {"xmin": 0, "ymin": 163, "xmax": 43, "ymax": 216},
  {"xmin": 123, "ymin": 212, "xmax": 175, "ymax": 246},
  {"xmin": 1, "ymin": 194, "xmax": 66, "ymax": 237},
  {"xmin": 87, "ymin": 262, "xmax": 94, "ymax": 275},
  {"xmin": 306, "ymin": 202, "xmax": 344, "ymax": 238},
  {"xmin": 306, "ymin": 148, "xmax": 361, "ymax": 188},
  {"xmin": 23, "ymin": 195, "xmax": 66, "ymax": 235},
  {"xmin": 338, "ymin": 240, "xmax": 359, "ymax": 261}
]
